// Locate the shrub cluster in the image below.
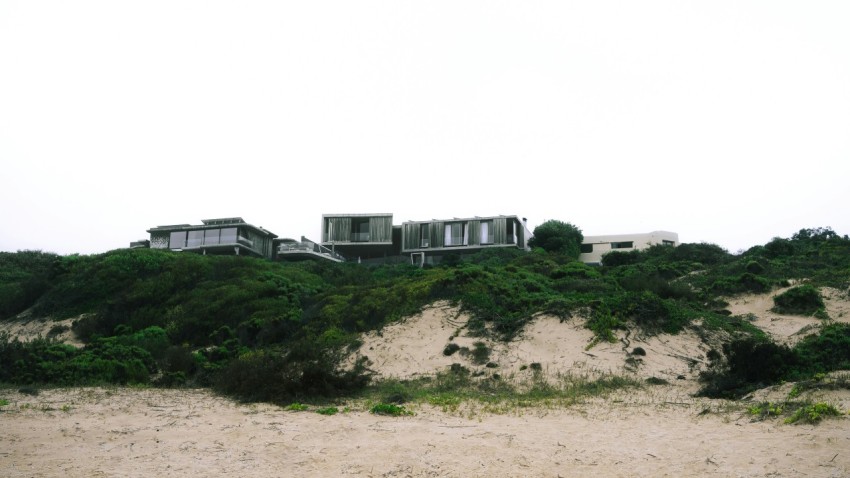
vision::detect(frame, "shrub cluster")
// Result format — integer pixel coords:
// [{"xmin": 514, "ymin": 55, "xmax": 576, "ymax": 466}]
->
[{"xmin": 771, "ymin": 285, "xmax": 825, "ymax": 316}]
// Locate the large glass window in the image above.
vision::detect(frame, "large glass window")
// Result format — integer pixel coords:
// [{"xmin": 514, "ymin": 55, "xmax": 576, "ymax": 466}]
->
[
  {"xmin": 169, "ymin": 231, "xmax": 186, "ymax": 249},
  {"xmin": 220, "ymin": 228, "xmax": 237, "ymax": 244},
  {"xmin": 611, "ymin": 241, "xmax": 633, "ymax": 249},
  {"xmin": 204, "ymin": 229, "xmax": 220, "ymax": 245},
  {"xmin": 444, "ymin": 222, "xmax": 466, "ymax": 246},
  {"xmin": 580, "ymin": 243, "xmax": 593, "ymax": 253},
  {"xmin": 420, "ymin": 224, "xmax": 430, "ymax": 247},
  {"xmin": 480, "ymin": 221, "xmax": 494, "ymax": 244},
  {"xmin": 351, "ymin": 218, "xmax": 370, "ymax": 242},
  {"xmin": 187, "ymin": 230, "xmax": 204, "ymax": 248}
]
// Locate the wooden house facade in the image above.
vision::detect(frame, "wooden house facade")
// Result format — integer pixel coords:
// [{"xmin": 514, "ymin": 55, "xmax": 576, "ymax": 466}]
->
[
  {"xmin": 320, "ymin": 213, "xmax": 398, "ymax": 261},
  {"xmin": 401, "ymin": 215, "xmax": 530, "ymax": 265}
]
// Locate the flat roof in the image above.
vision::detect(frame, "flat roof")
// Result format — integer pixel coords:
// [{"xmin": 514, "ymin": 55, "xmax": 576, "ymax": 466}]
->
[
  {"xmin": 147, "ymin": 218, "xmax": 277, "ymax": 238},
  {"xmin": 322, "ymin": 213, "xmax": 393, "ymax": 218},
  {"xmin": 401, "ymin": 214, "xmax": 522, "ymax": 224}
]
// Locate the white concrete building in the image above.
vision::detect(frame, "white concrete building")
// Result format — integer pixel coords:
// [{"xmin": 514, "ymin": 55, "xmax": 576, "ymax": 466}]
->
[{"xmin": 579, "ymin": 231, "xmax": 679, "ymax": 265}]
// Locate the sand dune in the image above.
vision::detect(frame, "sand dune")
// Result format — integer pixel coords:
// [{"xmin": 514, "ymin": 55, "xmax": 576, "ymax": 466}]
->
[{"xmin": 3, "ymin": 288, "xmax": 850, "ymax": 477}]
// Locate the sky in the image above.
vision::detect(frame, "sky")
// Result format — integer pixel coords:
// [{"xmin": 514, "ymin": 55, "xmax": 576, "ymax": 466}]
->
[{"xmin": 1, "ymin": 1, "xmax": 849, "ymax": 255}]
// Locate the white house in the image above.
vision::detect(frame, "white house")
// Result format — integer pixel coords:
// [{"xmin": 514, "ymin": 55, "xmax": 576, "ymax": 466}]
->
[{"xmin": 579, "ymin": 231, "xmax": 679, "ymax": 265}]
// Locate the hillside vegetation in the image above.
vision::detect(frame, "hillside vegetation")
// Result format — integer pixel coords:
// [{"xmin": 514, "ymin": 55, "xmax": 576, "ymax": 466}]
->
[{"xmin": 2, "ymin": 227, "xmax": 850, "ymax": 402}]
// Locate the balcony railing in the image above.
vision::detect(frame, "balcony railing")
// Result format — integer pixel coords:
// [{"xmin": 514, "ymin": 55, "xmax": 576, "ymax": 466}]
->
[
  {"xmin": 277, "ymin": 241, "xmax": 346, "ymax": 262},
  {"xmin": 350, "ymin": 232, "xmax": 371, "ymax": 242}
]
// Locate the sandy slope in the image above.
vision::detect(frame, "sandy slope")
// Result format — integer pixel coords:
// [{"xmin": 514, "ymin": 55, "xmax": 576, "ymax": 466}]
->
[
  {"xmin": 0, "ymin": 310, "xmax": 84, "ymax": 347},
  {"xmin": 352, "ymin": 302, "xmax": 715, "ymax": 393},
  {"xmin": 3, "ymin": 289, "xmax": 850, "ymax": 477},
  {"xmin": 726, "ymin": 285, "xmax": 850, "ymax": 345}
]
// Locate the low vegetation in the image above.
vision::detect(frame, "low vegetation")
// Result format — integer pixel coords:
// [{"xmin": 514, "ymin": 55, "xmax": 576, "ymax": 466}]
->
[
  {"xmin": 771, "ymin": 284, "xmax": 825, "ymax": 316},
  {"xmin": 0, "ymin": 226, "xmax": 849, "ymax": 407}
]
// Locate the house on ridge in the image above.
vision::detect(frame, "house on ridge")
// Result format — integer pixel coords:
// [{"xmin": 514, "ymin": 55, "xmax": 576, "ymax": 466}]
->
[
  {"xmin": 579, "ymin": 231, "xmax": 679, "ymax": 265},
  {"xmin": 320, "ymin": 213, "xmax": 398, "ymax": 262},
  {"xmin": 401, "ymin": 215, "xmax": 531, "ymax": 266},
  {"xmin": 147, "ymin": 217, "xmax": 278, "ymax": 259}
]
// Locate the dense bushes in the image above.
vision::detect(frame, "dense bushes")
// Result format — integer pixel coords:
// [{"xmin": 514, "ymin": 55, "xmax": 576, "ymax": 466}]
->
[
  {"xmin": 0, "ymin": 332, "xmax": 157, "ymax": 385},
  {"xmin": 699, "ymin": 324, "xmax": 850, "ymax": 398},
  {"xmin": 699, "ymin": 338, "xmax": 798, "ymax": 398},
  {"xmin": 771, "ymin": 285, "xmax": 825, "ymax": 316},
  {"xmin": 794, "ymin": 323, "xmax": 850, "ymax": 372},
  {"xmin": 0, "ymin": 250, "xmax": 59, "ymax": 319},
  {"xmin": 213, "ymin": 342, "xmax": 371, "ymax": 403}
]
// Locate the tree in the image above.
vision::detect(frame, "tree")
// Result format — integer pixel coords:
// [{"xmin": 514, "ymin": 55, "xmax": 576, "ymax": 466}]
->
[{"xmin": 528, "ymin": 220, "xmax": 583, "ymax": 259}]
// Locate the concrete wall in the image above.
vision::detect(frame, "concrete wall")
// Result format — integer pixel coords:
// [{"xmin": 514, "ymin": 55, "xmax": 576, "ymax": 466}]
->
[{"xmin": 579, "ymin": 231, "xmax": 679, "ymax": 265}]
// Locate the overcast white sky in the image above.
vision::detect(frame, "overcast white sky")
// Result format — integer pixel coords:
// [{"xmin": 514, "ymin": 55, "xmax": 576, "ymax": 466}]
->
[{"xmin": 1, "ymin": 1, "xmax": 848, "ymax": 255}]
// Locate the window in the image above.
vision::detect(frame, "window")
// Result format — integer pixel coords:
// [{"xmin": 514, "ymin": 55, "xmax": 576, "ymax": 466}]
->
[
  {"xmin": 662, "ymin": 240, "xmax": 675, "ymax": 246},
  {"xmin": 444, "ymin": 222, "xmax": 466, "ymax": 246},
  {"xmin": 169, "ymin": 231, "xmax": 186, "ymax": 249},
  {"xmin": 351, "ymin": 218, "xmax": 370, "ymax": 242},
  {"xmin": 204, "ymin": 229, "xmax": 220, "ymax": 245},
  {"xmin": 187, "ymin": 230, "xmax": 204, "ymax": 248},
  {"xmin": 611, "ymin": 241, "xmax": 633, "ymax": 249},
  {"xmin": 580, "ymin": 243, "xmax": 593, "ymax": 253},
  {"xmin": 220, "ymin": 228, "xmax": 237, "ymax": 244},
  {"xmin": 420, "ymin": 225, "xmax": 430, "ymax": 248},
  {"xmin": 480, "ymin": 221, "xmax": 494, "ymax": 244}
]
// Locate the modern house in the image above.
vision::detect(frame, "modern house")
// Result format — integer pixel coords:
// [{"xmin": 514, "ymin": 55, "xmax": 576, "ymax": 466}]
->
[
  {"xmin": 579, "ymin": 231, "xmax": 679, "ymax": 265},
  {"xmin": 147, "ymin": 217, "xmax": 278, "ymax": 259},
  {"xmin": 320, "ymin": 213, "xmax": 399, "ymax": 262},
  {"xmin": 401, "ymin": 215, "xmax": 531, "ymax": 266}
]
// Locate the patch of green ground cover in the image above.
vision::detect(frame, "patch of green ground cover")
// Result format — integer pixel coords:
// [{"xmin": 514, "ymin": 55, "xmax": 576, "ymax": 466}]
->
[
  {"xmin": 748, "ymin": 400, "xmax": 845, "ymax": 425},
  {"xmin": 361, "ymin": 367, "xmax": 641, "ymax": 414}
]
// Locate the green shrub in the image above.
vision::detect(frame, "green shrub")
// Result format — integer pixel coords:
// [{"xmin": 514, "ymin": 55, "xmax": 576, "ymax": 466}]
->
[
  {"xmin": 794, "ymin": 323, "xmax": 850, "ymax": 373},
  {"xmin": 698, "ymin": 338, "xmax": 798, "ymax": 398},
  {"xmin": 527, "ymin": 220, "xmax": 583, "ymax": 259},
  {"xmin": 772, "ymin": 285, "xmax": 825, "ymax": 315},
  {"xmin": 784, "ymin": 402, "xmax": 842, "ymax": 424},
  {"xmin": 316, "ymin": 406, "xmax": 338, "ymax": 415},
  {"xmin": 748, "ymin": 402, "xmax": 784, "ymax": 420},
  {"xmin": 443, "ymin": 343, "xmax": 460, "ymax": 356},
  {"xmin": 213, "ymin": 341, "xmax": 371, "ymax": 404},
  {"xmin": 469, "ymin": 342, "xmax": 491, "ymax": 365},
  {"xmin": 370, "ymin": 403, "xmax": 412, "ymax": 416}
]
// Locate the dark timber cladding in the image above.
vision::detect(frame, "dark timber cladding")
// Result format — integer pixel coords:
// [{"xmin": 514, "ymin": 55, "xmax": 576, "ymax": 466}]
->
[
  {"xmin": 401, "ymin": 215, "xmax": 527, "ymax": 253},
  {"xmin": 322, "ymin": 213, "xmax": 393, "ymax": 244},
  {"xmin": 320, "ymin": 213, "xmax": 396, "ymax": 261}
]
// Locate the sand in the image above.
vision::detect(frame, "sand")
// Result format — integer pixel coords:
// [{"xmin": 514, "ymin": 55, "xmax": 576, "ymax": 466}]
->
[
  {"xmin": 2, "ymin": 386, "xmax": 848, "ymax": 477},
  {"xmin": 726, "ymin": 285, "xmax": 850, "ymax": 346},
  {"xmin": 3, "ymin": 289, "xmax": 850, "ymax": 477}
]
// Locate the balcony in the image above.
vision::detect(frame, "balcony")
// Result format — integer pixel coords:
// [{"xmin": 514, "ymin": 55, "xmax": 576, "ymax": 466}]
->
[
  {"xmin": 277, "ymin": 241, "xmax": 345, "ymax": 262},
  {"xmin": 350, "ymin": 232, "xmax": 371, "ymax": 242}
]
